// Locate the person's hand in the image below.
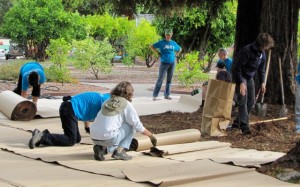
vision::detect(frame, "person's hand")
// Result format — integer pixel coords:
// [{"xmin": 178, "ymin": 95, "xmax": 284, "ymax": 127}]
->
[
  {"xmin": 261, "ymin": 83, "xmax": 266, "ymax": 93},
  {"xmin": 240, "ymin": 83, "xmax": 247, "ymax": 96},
  {"xmin": 149, "ymin": 134, "xmax": 157, "ymax": 147}
]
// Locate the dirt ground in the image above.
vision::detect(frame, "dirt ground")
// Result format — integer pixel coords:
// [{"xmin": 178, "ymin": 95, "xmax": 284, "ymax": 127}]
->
[{"xmin": 1, "ymin": 61, "xmax": 300, "ymax": 183}]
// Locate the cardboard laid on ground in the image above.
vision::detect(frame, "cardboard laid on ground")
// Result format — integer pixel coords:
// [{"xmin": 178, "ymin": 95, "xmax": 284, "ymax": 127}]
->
[
  {"xmin": 36, "ymin": 98, "xmax": 62, "ymax": 117},
  {"xmin": 0, "ymin": 151, "xmax": 148, "ymax": 187},
  {"xmin": 130, "ymin": 129, "xmax": 201, "ymax": 151},
  {"xmin": 143, "ymin": 141, "xmax": 283, "ymax": 167},
  {"xmin": 144, "ymin": 141, "xmax": 231, "ymax": 157},
  {"xmin": 132, "ymin": 94, "xmax": 202, "ymax": 116},
  {"xmin": 0, "ymin": 125, "xmax": 181, "ymax": 179},
  {"xmin": 122, "ymin": 159, "xmax": 297, "ymax": 187},
  {"xmin": 0, "ymin": 123, "xmax": 293, "ymax": 187}
]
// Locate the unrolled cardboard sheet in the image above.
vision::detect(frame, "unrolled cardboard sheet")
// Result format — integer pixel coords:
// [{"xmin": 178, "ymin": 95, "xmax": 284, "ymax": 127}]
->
[
  {"xmin": 0, "ymin": 125, "xmax": 181, "ymax": 179},
  {"xmin": 122, "ymin": 159, "xmax": 297, "ymax": 187},
  {"xmin": 36, "ymin": 98, "xmax": 62, "ymax": 118},
  {"xmin": 130, "ymin": 129, "xmax": 201, "ymax": 151},
  {"xmin": 0, "ymin": 90, "xmax": 37, "ymax": 120},
  {"xmin": 0, "ymin": 124, "xmax": 293, "ymax": 187},
  {"xmin": 0, "ymin": 151, "xmax": 149, "ymax": 187},
  {"xmin": 133, "ymin": 94, "xmax": 201, "ymax": 116},
  {"xmin": 144, "ymin": 141, "xmax": 231, "ymax": 157}
]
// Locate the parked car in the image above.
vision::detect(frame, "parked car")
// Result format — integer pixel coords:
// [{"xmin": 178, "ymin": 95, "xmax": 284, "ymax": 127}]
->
[
  {"xmin": 0, "ymin": 49, "xmax": 5, "ymax": 59},
  {"xmin": 5, "ymin": 43, "xmax": 25, "ymax": 60}
]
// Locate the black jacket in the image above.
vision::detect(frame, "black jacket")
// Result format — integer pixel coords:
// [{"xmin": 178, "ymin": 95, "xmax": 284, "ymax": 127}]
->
[{"xmin": 233, "ymin": 42, "xmax": 266, "ymax": 84}]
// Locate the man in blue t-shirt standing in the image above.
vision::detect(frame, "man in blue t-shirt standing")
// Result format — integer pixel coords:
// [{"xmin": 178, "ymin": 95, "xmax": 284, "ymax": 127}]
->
[
  {"xmin": 13, "ymin": 62, "xmax": 46, "ymax": 106},
  {"xmin": 28, "ymin": 92, "xmax": 110, "ymax": 149},
  {"xmin": 150, "ymin": 29, "xmax": 182, "ymax": 101}
]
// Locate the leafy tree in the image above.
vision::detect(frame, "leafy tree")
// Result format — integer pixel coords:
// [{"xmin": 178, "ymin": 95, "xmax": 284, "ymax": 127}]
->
[
  {"xmin": 46, "ymin": 38, "xmax": 72, "ymax": 84},
  {"xmin": 0, "ymin": 0, "xmax": 12, "ymax": 26},
  {"xmin": 62, "ymin": 0, "xmax": 113, "ymax": 15},
  {"xmin": 153, "ymin": 1, "xmax": 237, "ymax": 71},
  {"xmin": 85, "ymin": 13, "xmax": 134, "ymax": 48},
  {"xmin": 0, "ymin": 0, "xmax": 86, "ymax": 61},
  {"xmin": 123, "ymin": 19, "xmax": 160, "ymax": 66},
  {"xmin": 72, "ymin": 37, "xmax": 115, "ymax": 79}
]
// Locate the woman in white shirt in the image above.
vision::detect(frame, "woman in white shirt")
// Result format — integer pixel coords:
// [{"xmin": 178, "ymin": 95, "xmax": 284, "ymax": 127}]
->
[{"xmin": 90, "ymin": 81, "xmax": 157, "ymax": 161}]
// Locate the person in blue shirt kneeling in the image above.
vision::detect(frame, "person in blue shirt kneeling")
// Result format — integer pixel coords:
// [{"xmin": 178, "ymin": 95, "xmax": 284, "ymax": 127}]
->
[{"xmin": 28, "ymin": 92, "xmax": 110, "ymax": 149}]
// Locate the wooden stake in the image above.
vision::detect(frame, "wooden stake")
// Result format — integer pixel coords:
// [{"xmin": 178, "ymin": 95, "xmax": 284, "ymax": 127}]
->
[{"xmin": 249, "ymin": 117, "xmax": 288, "ymax": 125}]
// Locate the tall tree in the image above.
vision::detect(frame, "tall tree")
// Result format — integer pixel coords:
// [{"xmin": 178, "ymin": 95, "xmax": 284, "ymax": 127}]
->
[
  {"xmin": 233, "ymin": 0, "xmax": 299, "ymax": 104},
  {"xmin": 0, "ymin": 0, "xmax": 12, "ymax": 26},
  {"xmin": 0, "ymin": 0, "xmax": 86, "ymax": 61}
]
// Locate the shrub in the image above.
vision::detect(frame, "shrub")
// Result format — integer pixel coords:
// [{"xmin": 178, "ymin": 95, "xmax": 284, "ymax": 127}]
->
[
  {"xmin": 0, "ymin": 61, "xmax": 26, "ymax": 81},
  {"xmin": 176, "ymin": 51, "xmax": 209, "ymax": 87},
  {"xmin": 44, "ymin": 65, "xmax": 75, "ymax": 84}
]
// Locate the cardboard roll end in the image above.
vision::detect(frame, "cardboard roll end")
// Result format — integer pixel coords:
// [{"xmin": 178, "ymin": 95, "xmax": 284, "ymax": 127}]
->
[{"xmin": 11, "ymin": 101, "xmax": 37, "ymax": 121}]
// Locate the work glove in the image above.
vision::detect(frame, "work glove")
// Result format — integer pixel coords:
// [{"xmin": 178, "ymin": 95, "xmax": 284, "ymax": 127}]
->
[{"xmin": 149, "ymin": 134, "xmax": 157, "ymax": 147}]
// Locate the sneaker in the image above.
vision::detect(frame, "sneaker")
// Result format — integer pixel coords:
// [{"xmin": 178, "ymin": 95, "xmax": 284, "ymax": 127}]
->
[
  {"xmin": 112, "ymin": 150, "xmax": 132, "ymax": 161},
  {"xmin": 85, "ymin": 127, "xmax": 90, "ymax": 134},
  {"xmin": 153, "ymin": 97, "xmax": 157, "ymax": 101},
  {"xmin": 164, "ymin": 96, "xmax": 172, "ymax": 100},
  {"xmin": 226, "ymin": 123, "xmax": 239, "ymax": 131},
  {"xmin": 241, "ymin": 127, "xmax": 251, "ymax": 135},
  {"xmin": 93, "ymin": 145, "xmax": 106, "ymax": 161},
  {"xmin": 29, "ymin": 129, "xmax": 43, "ymax": 149}
]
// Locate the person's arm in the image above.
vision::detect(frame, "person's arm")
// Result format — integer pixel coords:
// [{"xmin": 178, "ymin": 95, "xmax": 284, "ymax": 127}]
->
[
  {"xmin": 149, "ymin": 45, "xmax": 161, "ymax": 56},
  {"xmin": 32, "ymin": 96, "xmax": 38, "ymax": 106},
  {"xmin": 233, "ymin": 48, "xmax": 249, "ymax": 96},
  {"xmin": 84, "ymin": 121, "xmax": 90, "ymax": 134},
  {"xmin": 175, "ymin": 48, "xmax": 182, "ymax": 57},
  {"xmin": 142, "ymin": 128, "xmax": 157, "ymax": 147},
  {"xmin": 21, "ymin": 90, "xmax": 27, "ymax": 98},
  {"xmin": 125, "ymin": 103, "xmax": 157, "ymax": 146}
]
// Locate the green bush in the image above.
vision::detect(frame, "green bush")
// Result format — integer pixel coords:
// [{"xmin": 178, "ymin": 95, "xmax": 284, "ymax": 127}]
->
[
  {"xmin": 0, "ymin": 61, "xmax": 26, "ymax": 81},
  {"xmin": 176, "ymin": 51, "xmax": 209, "ymax": 87},
  {"xmin": 44, "ymin": 65, "xmax": 75, "ymax": 84}
]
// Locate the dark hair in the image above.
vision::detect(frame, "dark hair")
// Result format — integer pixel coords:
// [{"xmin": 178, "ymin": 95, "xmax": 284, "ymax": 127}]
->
[
  {"xmin": 110, "ymin": 81, "xmax": 134, "ymax": 102},
  {"xmin": 28, "ymin": 71, "xmax": 39, "ymax": 87},
  {"xmin": 255, "ymin": 33, "xmax": 274, "ymax": 50}
]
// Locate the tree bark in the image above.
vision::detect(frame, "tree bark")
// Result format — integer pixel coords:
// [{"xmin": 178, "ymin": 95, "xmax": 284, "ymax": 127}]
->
[
  {"xmin": 260, "ymin": 0, "xmax": 299, "ymax": 105},
  {"xmin": 233, "ymin": 0, "xmax": 299, "ymax": 105}
]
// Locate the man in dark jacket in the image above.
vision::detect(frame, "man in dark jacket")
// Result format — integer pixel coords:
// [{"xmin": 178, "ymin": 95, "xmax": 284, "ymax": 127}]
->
[{"xmin": 231, "ymin": 33, "xmax": 274, "ymax": 135}]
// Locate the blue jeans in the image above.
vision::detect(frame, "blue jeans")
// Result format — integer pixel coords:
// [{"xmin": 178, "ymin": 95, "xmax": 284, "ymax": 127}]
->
[
  {"xmin": 153, "ymin": 62, "xmax": 176, "ymax": 97},
  {"xmin": 93, "ymin": 123, "xmax": 135, "ymax": 153},
  {"xmin": 233, "ymin": 78, "xmax": 255, "ymax": 130},
  {"xmin": 295, "ymin": 82, "xmax": 300, "ymax": 131}
]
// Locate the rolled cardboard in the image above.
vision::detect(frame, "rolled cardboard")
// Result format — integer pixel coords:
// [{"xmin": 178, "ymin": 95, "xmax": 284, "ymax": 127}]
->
[
  {"xmin": 0, "ymin": 90, "xmax": 37, "ymax": 121},
  {"xmin": 130, "ymin": 129, "xmax": 201, "ymax": 151}
]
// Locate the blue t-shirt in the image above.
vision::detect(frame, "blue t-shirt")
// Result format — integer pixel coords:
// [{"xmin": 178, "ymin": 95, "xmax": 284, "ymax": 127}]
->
[
  {"xmin": 153, "ymin": 39, "xmax": 181, "ymax": 63},
  {"xmin": 71, "ymin": 92, "xmax": 110, "ymax": 121},
  {"xmin": 217, "ymin": 58, "xmax": 232, "ymax": 72},
  {"xmin": 20, "ymin": 62, "xmax": 46, "ymax": 90}
]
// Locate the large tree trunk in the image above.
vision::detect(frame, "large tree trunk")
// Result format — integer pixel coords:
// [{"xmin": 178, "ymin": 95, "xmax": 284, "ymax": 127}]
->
[
  {"xmin": 233, "ymin": 0, "xmax": 299, "ymax": 105},
  {"xmin": 260, "ymin": 0, "xmax": 298, "ymax": 105}
]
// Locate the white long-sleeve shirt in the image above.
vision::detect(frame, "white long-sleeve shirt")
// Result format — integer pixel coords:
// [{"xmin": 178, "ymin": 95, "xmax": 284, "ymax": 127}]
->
[{"xmin": 90, "ymin": 101, "xmax": 145, "ymax": 140}]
